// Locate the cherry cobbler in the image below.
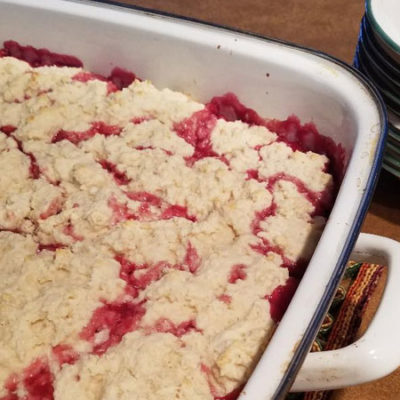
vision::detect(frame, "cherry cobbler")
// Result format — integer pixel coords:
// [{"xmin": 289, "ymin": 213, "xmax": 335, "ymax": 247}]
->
[{"xmin": 0, "ymin": 41, "xmax": 343, "ymax": 400}]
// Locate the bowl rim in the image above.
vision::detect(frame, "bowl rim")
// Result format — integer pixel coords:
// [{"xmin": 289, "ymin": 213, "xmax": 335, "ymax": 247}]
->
[
  {"xmin": 361, "ymin": 16, "xmax": 400, "ymax": 77},
  {"xmin": 359, "ymin": 35, "xmax": 400, "ymax": 91},
  {"xmin": 366, "ymin": 0, "xmax": 400, "ymax": 55},
  {"xmin": 357, "ymin": 48, "xmax": 400, "ymax": 105},
  {"xmin": 356, "ymin": 52, "xmax": 400, "ymax": 114}
]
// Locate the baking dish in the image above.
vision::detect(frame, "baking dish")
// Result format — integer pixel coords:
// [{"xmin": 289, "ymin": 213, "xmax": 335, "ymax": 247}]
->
[{"xmin": 0, "ymin": 0, "xmax": 399, "ymax": 399}]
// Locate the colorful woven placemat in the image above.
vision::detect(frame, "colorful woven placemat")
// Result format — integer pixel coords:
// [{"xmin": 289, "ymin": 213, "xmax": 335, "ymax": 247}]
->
[{"xmin": 286, "ymin": 261, "xmax": 385, "ymax": 400}]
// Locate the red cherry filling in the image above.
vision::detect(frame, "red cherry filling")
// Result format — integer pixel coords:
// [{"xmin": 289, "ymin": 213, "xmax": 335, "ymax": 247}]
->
[
  {"xmin": 1, "ymin": 125, "xmax": 41, "ymax": 179},
  {"xmin": 80, "ymin": 301, "xmax": 146, "ymax": 355},
  {"xmin": 37, "ymin": 243, "xmax": 66, "ymax": 253},
  {"xmin": 39, "ymin": 198, "xmax": 63, "ymax": 220},
  {"xmin": 109, "ymin": 192, "xmax": 197, "ymax": 224},
  {"xmin": 214, "ymin": 386, "xmax": 244, "ymax": 400},
  {"xmin": 146, "ymin": 318, "xmax": 201, "ymax": 337},
  {"xmin": 116, "ymin": 242, "xmax": 202, "ymax": 297},
  {"xmin": 265, "ymin": 277, "xmax": 299, "ymax": 322},
  {"xmin": 251, "ymin": 202, "xmax": 277, "ymax": 236},
  {"xmin": 206, "ymin": 92, "xmax": 345, "ymax": 185},
  {"xmin": 0, "ymin": 41, "xmax": 345, "ymax": 400},
  {"xmin": 228, "ymin": 264, "xmax": 247, "ymax": 284},
  {"xmin": 1, "ymin": 40, "xmax": 82, "ymax": 68},
  {"xmin": 217, "ymin": 294, "xmax": 232, "ymax": 304},
  {"xmin": 23, "ymin": 358, "xmax": 54, "ymax": 400},
  {"xmin": 72, "ymin": 70, "xmax": 135, "ymax": 94},
  {"xmin": 108, "ymin": 67, "xmax": 137, "ymax": 90},
  {"xmin": 52, "ymin": 122, "xmax": 122, "ymax": 145},
  {"xmin": 62, "ymin": 223, "xmax": 84, "ymax": 242},
  {"xmin": 52, "ymin": 344, "xmax": 79, "ymax": 366},
  {"xmin": 265, "ymin": 173, "xmax": 332, "ymax": 217},
  {"xmin": 160, "ymin": 204, "xmax": 197, "ymax": 222},
  {"xmin": 174, "ymin": 109, "xmax": 219, "ymax": 166},
  {"xmin": 182, "ymin": 242, "xmax": 201, "ymax": 273},
  {"xmin": 98, "ymin": 160, "xmax": 131, "ymax": 185},
  {"xmin": 207, "ymin": 92, "xmax": 266, "ymax": 126}
]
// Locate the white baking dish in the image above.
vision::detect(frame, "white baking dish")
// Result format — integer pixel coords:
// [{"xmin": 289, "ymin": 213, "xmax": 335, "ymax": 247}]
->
[{"xmin": 1, "ymin": 0, "xmax": 399, "ymax": 398}]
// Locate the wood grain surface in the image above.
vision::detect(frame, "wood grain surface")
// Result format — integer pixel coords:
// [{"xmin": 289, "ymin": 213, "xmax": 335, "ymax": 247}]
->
[{"xmin": 108, "ymin": 1, "xmax": 400, "ymax": 397}]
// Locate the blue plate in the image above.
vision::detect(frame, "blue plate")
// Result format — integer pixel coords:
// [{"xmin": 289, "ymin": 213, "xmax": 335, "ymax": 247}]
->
[
  {"xmin": 355, "ymin": 46, "xmax": 400, "ymax": 114},
  {"xmin": 357, "ymin": 42, "xmax": 400, "ymax": 97},
  {"xmin": 389, "ymin": 124, "xmax": 400, "ymax": 143},
  {"xmin": 383, "ymin": 160, "xmax": 400, "ymax": 178},
  {"xmin": 365, "ymin": 0, "xmax": 400, "ymax": 61},
  {"xmin": 386, "ymin": 141, "xmax": 400, "ymax": 158},
  {"xmin": 359, "ymin": 37, "xmax": 400, "ymax": 94},
  {"xmin": 385, "ymin": 152, "xmax": 400, "ymax": 169},
  {"xmin": 360, "ymin": 16, "xmax": 400, "ymax": 80},
  {"xmin": 388, "ymin": 132, "xmax": 400, "ymax": 147}
]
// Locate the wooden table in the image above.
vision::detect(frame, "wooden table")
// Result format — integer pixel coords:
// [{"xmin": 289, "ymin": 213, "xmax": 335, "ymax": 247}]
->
[{"xmin": 116, "ymin": 1, "xmax": 400, "ymax": 397}]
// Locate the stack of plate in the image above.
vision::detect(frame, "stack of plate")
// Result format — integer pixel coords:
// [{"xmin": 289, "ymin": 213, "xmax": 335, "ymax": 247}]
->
[{"xmin": 354, "ymin": 0, "xmax": 400, "ymax": 178}]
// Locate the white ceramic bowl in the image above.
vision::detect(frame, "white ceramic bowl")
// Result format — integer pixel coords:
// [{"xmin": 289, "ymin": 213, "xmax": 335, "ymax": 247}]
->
[
  {"xmin": 366, "ymin": 0, "xmax": 400, "ymax": 63},
  {"xmin": 0, "ymin": 1, "xmax": 399, "ymax": 399}
]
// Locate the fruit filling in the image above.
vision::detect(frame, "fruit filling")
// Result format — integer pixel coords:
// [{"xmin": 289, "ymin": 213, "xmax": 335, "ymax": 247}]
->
[{"xmin": 0, "ymin": 41, "xmax": 344, "ymax": 400}]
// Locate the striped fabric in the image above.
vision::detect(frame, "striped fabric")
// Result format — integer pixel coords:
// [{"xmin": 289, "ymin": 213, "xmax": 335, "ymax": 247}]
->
[{"xmin": 287, "ymin": 262, "xmax": 385, "ymax": 400}]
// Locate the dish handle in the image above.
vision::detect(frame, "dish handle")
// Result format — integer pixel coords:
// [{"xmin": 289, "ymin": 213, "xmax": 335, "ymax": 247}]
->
[{"xmin": 291, "ymin": 233, "xmax": 400, "ymax": 392}]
